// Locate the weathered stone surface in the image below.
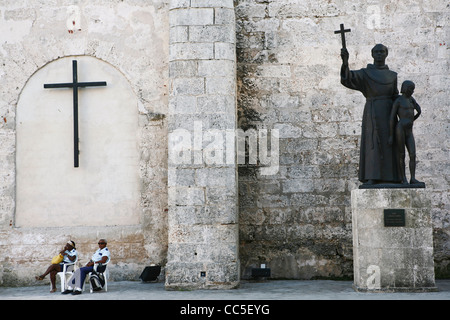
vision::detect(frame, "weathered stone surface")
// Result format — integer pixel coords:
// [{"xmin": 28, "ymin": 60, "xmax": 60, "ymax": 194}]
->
[
  {"xmin": 236, "ymin": 0, "xmax": 449, "ymax": 280},
  {"xmin": 0, "ymin": 0, "xmax": 170, "ymax": 286},
  {"xmin": 352, "ymin": 189, "xmax": 437, "ymax": 292},
  {"xmin": 166, "ymin": 0, "xmax": 239, "ymax": 290},
  {"xmin": 0, "ymin": 0, "xmax": 448, "ymax": 288}
]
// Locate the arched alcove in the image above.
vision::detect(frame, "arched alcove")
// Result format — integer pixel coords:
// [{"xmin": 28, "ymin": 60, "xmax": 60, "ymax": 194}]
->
[{"xmin": 16, "ymin": 56, "xmax": 140, "ymax": 227}]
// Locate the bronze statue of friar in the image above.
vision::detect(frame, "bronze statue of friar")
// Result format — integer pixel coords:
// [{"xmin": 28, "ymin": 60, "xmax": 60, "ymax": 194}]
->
[{"xmin": 336, "ymin": 24, "xmax": 424, "ymax": 188}]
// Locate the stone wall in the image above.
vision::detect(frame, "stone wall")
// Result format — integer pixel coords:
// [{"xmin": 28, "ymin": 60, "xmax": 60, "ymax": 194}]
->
[
  {"xmin": 0, "ymin": 0, "xmax": 170, "ymax": 286},
  {"xmin": 236, "ymin": 0, "xmax": 449, "ymax": 279},
  {"xmin": 0, "ymin": 0, "xmax": 448, "ymax": 288}
]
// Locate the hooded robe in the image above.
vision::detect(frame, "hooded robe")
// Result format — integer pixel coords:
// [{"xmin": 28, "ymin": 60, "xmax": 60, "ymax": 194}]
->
[{"xmin": 341, "ymin": 64, "xmax": 399, "ymax": 183}]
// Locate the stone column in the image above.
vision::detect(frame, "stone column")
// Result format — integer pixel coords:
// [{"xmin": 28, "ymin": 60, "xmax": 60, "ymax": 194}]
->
[{"xmin": 166, "ymin": 0, "xmax": 239, "ymax": 290}]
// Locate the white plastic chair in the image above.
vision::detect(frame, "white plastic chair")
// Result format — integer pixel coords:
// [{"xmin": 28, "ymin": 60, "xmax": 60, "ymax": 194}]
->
[
  {"xmin": 87, "ymin": 258, "xmax": 110, "ymax": 293},
  {"xmin": 52, "ymin": 257, "xmax": 78, "ymax": 292}
]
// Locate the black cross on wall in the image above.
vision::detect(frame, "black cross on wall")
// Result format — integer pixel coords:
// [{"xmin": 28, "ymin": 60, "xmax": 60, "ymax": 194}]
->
[{"xmin": 44, "ymin": 60, "xmax": 107, "ymax": 167}]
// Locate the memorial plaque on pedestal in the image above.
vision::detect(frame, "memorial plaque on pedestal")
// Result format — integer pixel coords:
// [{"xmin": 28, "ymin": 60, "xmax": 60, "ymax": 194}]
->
[{"xmin": 384, "ymin": 209, "xmax": 405, "ymax": 227}]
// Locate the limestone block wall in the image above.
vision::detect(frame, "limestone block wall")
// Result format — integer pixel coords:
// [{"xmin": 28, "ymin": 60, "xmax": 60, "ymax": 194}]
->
[
  {"xmin": 0, "ymin": 0, "xmax": 448, "ymax": 288},
  {"xmin": 166, "ymin": 0, "xmax": 239, "ymax": 289},
  {"xmin": 236, "ymin": 0, "xmax": 449, "ymax": 279},
  {"xmin": 0, "ymin": 0, "xmax": 170, "ymax": 286}
]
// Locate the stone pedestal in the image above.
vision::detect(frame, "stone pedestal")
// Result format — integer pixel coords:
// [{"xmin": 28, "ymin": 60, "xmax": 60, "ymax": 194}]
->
[{"xmin": 351, "ymin": 188, "xmax": 437, "ymax": 292}]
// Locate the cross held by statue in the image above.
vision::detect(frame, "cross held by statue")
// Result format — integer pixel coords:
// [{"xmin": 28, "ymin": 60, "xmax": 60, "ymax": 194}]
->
[
  {"xmin": 44, "ymin": 60, "xmax": 107, "ymax": 168},
  {"xmin": 334, "ymin": 23, "xmax": 351, "ymax": 49}
]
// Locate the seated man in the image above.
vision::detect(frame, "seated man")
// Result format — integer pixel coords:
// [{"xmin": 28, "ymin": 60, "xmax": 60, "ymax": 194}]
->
[{"xmin": 62, "ymin": 238, "xmax": 110, "ymax": 295}]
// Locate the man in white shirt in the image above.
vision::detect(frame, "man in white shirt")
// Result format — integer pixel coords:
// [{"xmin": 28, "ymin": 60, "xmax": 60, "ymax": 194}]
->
[{"xmin": 63, "ymin": 238, "xmax": 110, "ymax": 295}]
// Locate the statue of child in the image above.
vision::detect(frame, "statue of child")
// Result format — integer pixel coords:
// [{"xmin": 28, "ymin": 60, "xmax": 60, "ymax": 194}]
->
[{"xmin": 389, "ymin": 80, "xmax": 424, "ymax": 185}]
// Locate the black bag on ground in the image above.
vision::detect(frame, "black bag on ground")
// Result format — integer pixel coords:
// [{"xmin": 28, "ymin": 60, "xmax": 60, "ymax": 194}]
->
[
  {"xmin": 139, "ymin": 265, "xmax": 161, "ymax": 282},
  {"xmin": 90, "ymin": 271, "xmax": 105, "ymax": 291}
]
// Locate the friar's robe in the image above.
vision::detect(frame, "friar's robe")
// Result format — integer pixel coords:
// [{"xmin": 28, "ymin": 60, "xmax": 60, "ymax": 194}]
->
[{"xmin": 341, "ymin": 64, "xmax": 399, "ymax": 183}]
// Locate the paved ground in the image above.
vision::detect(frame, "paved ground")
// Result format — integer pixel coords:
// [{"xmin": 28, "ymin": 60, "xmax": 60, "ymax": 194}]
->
[{"xmin": 1, "ymin": 279, "xmax": 449, "ymax": 300}]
